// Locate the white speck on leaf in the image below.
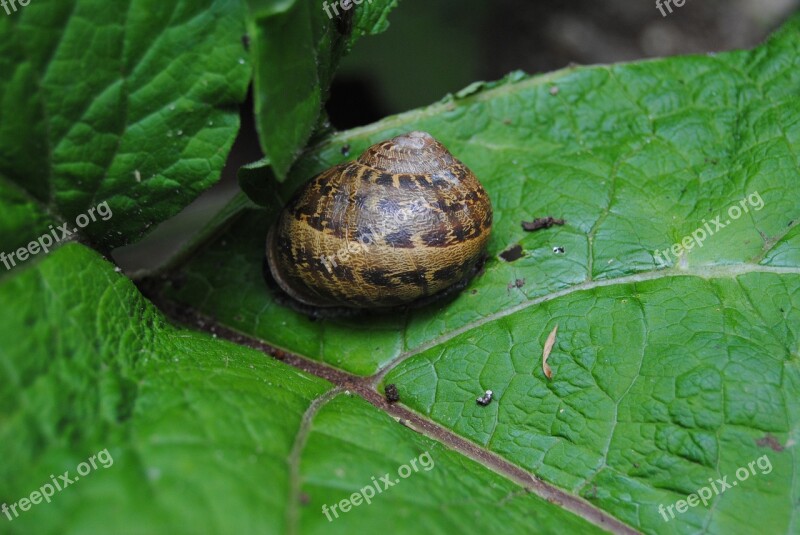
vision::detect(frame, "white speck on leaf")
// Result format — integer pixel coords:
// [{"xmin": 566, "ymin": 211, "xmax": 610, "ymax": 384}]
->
[{"xmin": 476, "ymin": 389, "xmax": 494, "ymax": 406}]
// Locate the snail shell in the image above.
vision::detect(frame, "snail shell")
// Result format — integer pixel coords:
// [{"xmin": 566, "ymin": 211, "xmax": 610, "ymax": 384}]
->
[{"xmin": 266, "ymin": 131, "xmax": 493, "ymax": 309}]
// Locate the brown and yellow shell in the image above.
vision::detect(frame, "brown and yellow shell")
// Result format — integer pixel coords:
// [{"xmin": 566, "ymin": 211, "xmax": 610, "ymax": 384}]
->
[{"xmin": 266, "ymin": 131, "xmax": 493, "ymax": 309}]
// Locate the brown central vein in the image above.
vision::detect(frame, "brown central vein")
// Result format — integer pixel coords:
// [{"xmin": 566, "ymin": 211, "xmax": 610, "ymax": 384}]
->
[{"xmin": 152, "ymin": 296, "xmax": 641, "ymax": 535}]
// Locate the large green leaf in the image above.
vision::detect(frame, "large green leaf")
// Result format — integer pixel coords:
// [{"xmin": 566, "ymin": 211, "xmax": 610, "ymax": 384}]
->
[
  {"xmin": 247, "ymin": 0, "xmax": 397, "ymax": 180},
  {"xmin": 0, "ymin": 244, "xmax": 604, "ymax": 534},
  {"xmin": 0, "ymin": 0, "xmax": 251, "ymax": 255},
  {"xmin": 163, "ymin": 15, "xmax": 800, "ymax": 534}
]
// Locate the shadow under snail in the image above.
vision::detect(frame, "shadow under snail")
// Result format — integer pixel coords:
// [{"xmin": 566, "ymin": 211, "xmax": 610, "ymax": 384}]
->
[{"xmin": 265, "ymin": 131, "xmax": 493, "ymax": 310}]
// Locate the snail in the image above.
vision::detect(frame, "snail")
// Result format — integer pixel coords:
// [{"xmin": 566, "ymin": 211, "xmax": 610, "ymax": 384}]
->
[{"xmin": 265, "ymin": 131, "xmax": 492, "ymax": 309}]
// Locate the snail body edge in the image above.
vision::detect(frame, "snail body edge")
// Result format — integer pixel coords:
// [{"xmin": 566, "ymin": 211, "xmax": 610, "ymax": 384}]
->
[{"xmin": 266, "ymin": 131, "xmax": 493, "ymax": 310}]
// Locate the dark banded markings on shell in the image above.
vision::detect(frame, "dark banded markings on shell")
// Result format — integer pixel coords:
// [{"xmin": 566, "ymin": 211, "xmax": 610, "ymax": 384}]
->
[{"xmin": 266, "ymin": 131, "xmax": 492, "ymax": 309}]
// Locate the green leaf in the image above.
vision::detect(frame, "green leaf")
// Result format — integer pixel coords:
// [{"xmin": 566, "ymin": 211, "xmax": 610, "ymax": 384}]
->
[
  {"xmin": 296, "ymin": 394, "xmax": 606, "ymax": 534},
  {"xmin": 0, "ymin": 244, "xmax": 601, "ymax": 534},
  {"xmin": 164, "ymin": 15, "xmax": 800, "ymax": 533},
  {"xmin": 0, "ymin": 0, "xmax": 251, "ymax": 254},
  {"xmin": 246, "ymin": 0, "xmax": 397, "ymax": 180}
]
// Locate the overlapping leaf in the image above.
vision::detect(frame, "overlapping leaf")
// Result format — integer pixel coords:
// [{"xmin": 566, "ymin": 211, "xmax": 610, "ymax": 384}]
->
[
  {"xmin": 0, "ymin": 0, "xmax": 251, "ymax": 253},
  {"xmin": 246, "ymin": 0, "xmax": 397, "ymax": 180}
]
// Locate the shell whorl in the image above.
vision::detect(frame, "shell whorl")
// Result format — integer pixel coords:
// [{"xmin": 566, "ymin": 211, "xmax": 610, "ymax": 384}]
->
[
  {"xmin": 358, "ymin": 131, "xmax": 456, "ymax": 175},
  {"xmin": 266, "ymin": 131, "xmax": 492, "ymax": 309}
]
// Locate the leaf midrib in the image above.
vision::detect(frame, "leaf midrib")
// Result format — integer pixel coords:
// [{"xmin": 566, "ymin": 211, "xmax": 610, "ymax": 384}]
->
[
  {"xmin": 161, "ymin": 303, "xmax": 642, "ymax": 534},
  {"xmin": 155, "ymin": 259, "xmax": 800, "ymax": 535}
]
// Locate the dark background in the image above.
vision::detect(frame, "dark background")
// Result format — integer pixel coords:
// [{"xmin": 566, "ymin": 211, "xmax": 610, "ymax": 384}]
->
[
  {"xmin": 114, "ymin": 0, "xmax": 798, "ymax": 273},
  {"xmin": 328, "ymin": 0, "xmax": 797, "ymax": 128}
]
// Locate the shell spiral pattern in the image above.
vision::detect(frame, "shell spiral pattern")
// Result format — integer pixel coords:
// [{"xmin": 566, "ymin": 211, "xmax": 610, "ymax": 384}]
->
[{"xmin": 266, "ymin": 131, "xmax": 493, "ymax": 309}]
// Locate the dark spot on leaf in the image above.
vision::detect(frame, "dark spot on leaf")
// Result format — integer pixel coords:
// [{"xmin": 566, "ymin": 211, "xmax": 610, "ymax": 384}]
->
[
  {"xmin": 499, "ymin": 244, "xmax": 523, "ymax": 262},
  {"xmin": 385, "ymin": 384, "xmax": 400, "ymax": 403},
  {"xmin": 507, "ymin": 278, "xmax": 525, "ymax": 291},
  {"xmin": 756, "ymin": 434, "xmax": 784, "ymax": 452},
  {"xmin": 522, "ymin": 217, "xmax": 565, "ymax": 231}
]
